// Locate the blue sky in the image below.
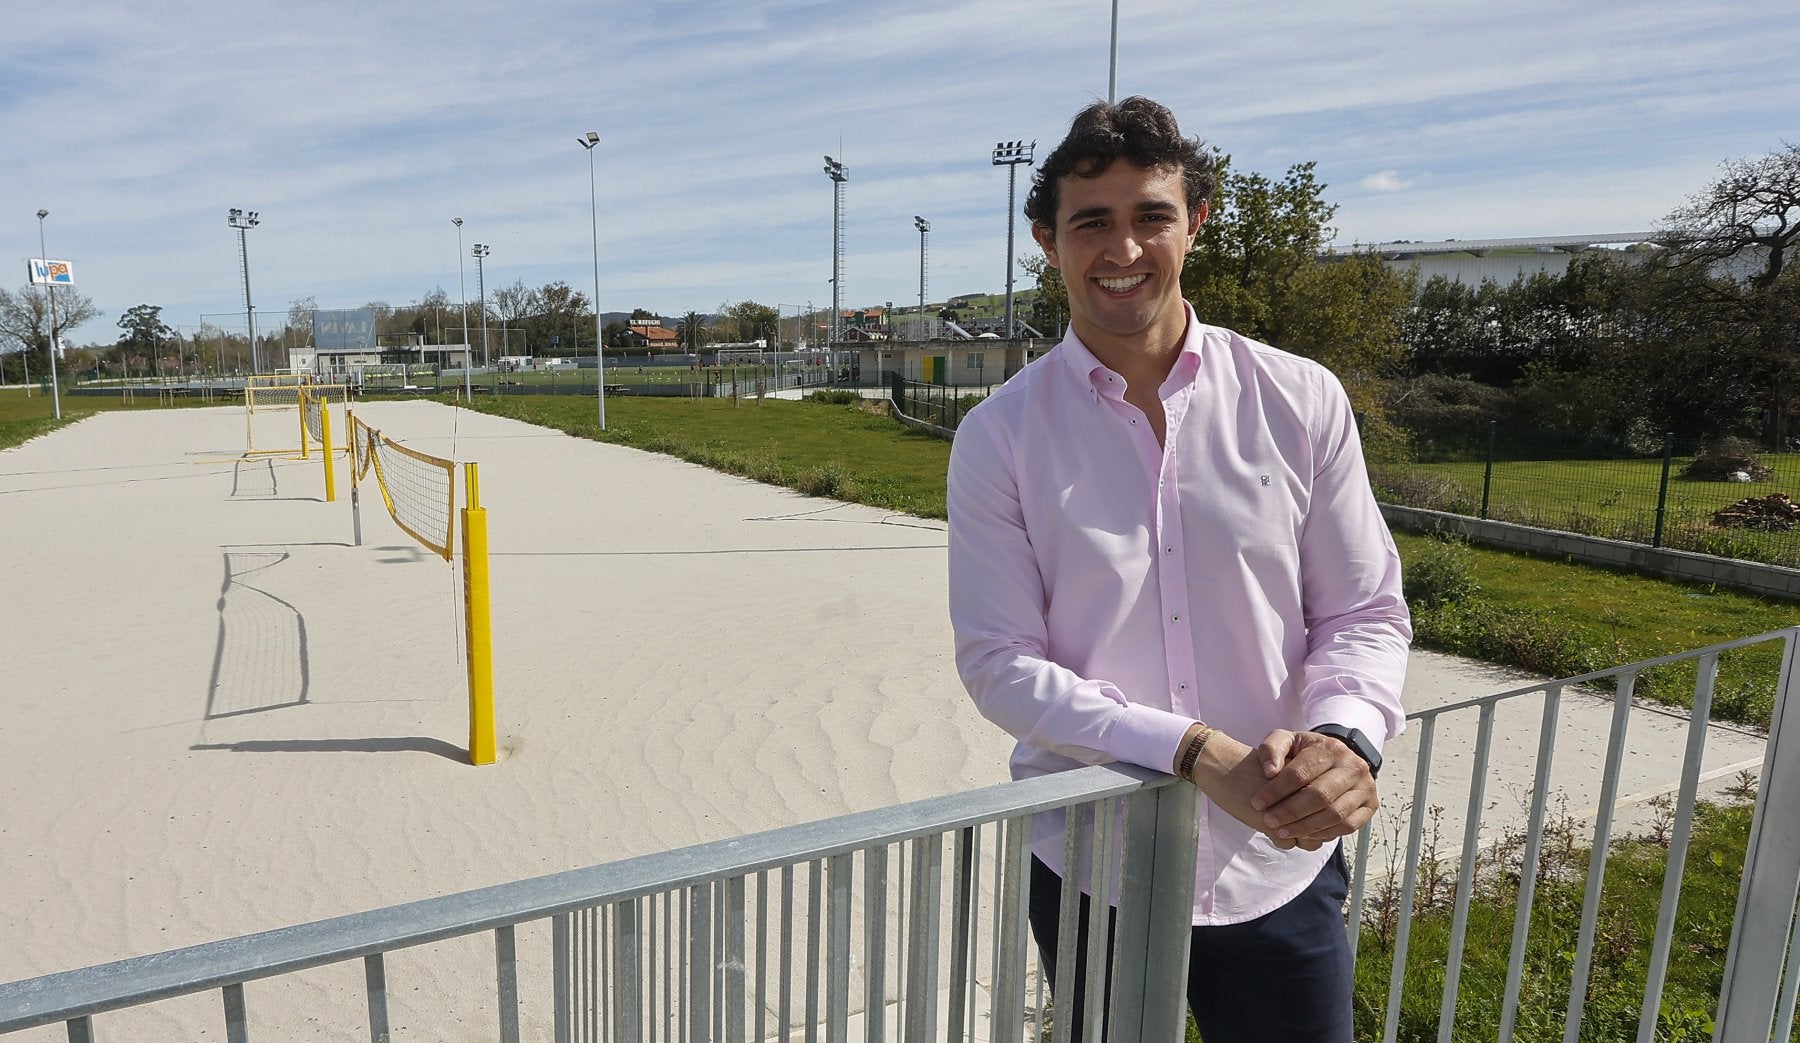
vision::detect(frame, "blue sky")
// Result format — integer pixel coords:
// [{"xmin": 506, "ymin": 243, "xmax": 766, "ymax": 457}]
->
[{"xmin": 4, "ymin": 0, "xmax": 1797, "ymax": 342}]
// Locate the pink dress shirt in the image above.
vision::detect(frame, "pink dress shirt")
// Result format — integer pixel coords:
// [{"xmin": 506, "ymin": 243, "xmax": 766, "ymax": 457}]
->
[{"xmin": 947, "ymin": 307, "xmax": 1411, "ymax": 924}]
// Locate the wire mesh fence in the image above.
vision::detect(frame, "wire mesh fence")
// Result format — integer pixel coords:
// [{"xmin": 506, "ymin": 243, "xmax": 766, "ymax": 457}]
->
[{"xmin": 1367, "ymin": 424, "xmax": 1800, "ymax": 567}]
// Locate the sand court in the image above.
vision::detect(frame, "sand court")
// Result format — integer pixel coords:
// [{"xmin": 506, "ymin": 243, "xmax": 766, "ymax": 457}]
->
[{"xmin": 0, "ymin": 400, "xmax": 1774, "ymax": 1040}]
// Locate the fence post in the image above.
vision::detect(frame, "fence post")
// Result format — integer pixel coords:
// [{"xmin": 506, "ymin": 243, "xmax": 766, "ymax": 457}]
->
[
  {"xmin": 1715, "ymin": 631, "xmax": 1800, "ymax": 1042},
  {"xmin": 1481, "ymin": 421, "xmax": 1497, "ymax": 520},
  {"xmin": 1652, "ymin": 432, "xmax": 1675, "ymax": 548},
  {"xmin": 1109, "ymin": 781, "xmax": 1199, "ymax": 1043}
]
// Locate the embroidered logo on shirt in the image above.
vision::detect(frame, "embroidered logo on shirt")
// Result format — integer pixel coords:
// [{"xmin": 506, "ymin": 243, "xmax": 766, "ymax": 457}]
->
[{"xmin": 1259, "ymin": 475, "xmax": 1271, "ymax": 487}]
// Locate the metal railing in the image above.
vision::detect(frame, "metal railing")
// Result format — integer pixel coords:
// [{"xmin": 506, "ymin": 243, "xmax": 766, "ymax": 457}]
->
[
  {"xmin": 0, "ymin": 767, "xmax": 1196, "ymax": 1043},
  {"xmin": 4, "ymin": 632, "xmax": 1798, "ymax": 1042},
  {"xmin": 1353, "ymin": 628, "xmax": 1800, "ymax": 1042}
]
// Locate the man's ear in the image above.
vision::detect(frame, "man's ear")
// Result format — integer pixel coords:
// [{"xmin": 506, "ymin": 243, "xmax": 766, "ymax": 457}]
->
[
  {"xmin": 1030, "ymin": 221, "xmax": 1060, "ymax": 268},
  {"xmin": 1188, "ymin": 199, "xmax": 1207, "ymax": 238}
]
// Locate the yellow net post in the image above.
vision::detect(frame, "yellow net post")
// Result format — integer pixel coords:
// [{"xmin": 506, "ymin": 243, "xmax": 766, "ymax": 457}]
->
[
  {"xmin": 461, "ymin": 462, "xmax": 496, "ymax": 766},
  {"xmin": 319, "ymin": 394, "xmax": 336, "ymax": 503}
]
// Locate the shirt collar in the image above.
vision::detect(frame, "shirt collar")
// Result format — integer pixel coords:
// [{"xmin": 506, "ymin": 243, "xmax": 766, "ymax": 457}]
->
[{"xmin": 1055, "ymin": 302, "xmax": 1207, "ymax": 393}]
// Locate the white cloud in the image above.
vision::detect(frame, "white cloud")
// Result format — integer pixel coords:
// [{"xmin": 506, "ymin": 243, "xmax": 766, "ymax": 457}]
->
[{"xmin": 1359, "ymin": 171, "xmax": 1414, "ymax": 193}]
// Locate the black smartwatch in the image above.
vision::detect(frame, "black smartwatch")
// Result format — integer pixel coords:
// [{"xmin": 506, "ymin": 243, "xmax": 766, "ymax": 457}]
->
[{"xmin": 1311, "ymin": 724, "xmax": 1382, "ymax": 779}]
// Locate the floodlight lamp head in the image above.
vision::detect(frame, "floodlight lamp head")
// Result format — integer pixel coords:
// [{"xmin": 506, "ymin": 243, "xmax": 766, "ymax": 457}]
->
[
  {"xmin": 37, "ymin": 209, "xmax": 49, "ymax": 220},
  {"xmin": 452, "ymin": 217, "xmax": 462, "ymax": 227},
  {"xmin": 586, "ymin": 131, "xmax": 599, "ymax": 144},
  {"xmin": 247, "ymin": 211, "xmax": 259, "ymax": 225},
  {"xmin": 228, "ymin": 208, "xmax": 240, "ymax": 221}
]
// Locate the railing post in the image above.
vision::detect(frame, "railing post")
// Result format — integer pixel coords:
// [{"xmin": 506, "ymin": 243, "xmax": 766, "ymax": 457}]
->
[
  {"xmin": 1716, "ymin": 630, "xmax": 1800, "ymax": 1043},
  {"xmin": 1481, "ymin": 420, "xmax": 1497, "ymax": 520},
  {"xmin": 1109, "ymin": 781, "xmax": 1199, "ymax": 1043},
  {"xmin": 1652, "ymin": 432, "xmax": 1674, "ymax": 548}
]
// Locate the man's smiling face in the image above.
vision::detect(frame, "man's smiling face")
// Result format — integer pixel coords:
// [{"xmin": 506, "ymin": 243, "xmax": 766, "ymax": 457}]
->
[{"xmin": 1032, "ymin": 161, "xmax": 1203, "ymax": 356}]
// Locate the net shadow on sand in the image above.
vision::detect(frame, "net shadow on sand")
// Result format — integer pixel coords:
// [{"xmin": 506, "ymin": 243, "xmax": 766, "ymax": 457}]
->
[
  {"xmin": 190, "ymin": 736, "xmax": 466, "ymax": 761},
  {"xmin": 204, "ymin": 551, "xmax": 309, "ymax": 720}
]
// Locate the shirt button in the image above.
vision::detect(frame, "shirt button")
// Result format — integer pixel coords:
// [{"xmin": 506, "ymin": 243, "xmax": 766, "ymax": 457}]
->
[
  {"xmin": 1171, "ymin": 614, "xmax": 1181, "ymax": 623},
  {"xmin": 1179, "ymin": 683, "xmax": 1188, "ymax": 690},
  {"xmin": 1165, "ymin": 546, "xmax": 1174, "ymax": 554},
  {"xmin": 1130, "ymin": 419, "xmax": 1138, "ymax": 425}
]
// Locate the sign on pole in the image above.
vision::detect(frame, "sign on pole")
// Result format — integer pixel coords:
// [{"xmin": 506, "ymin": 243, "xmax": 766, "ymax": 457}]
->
[{"xmin": 28, "ymin": 259, "xmax": 74, "ymax": 286}]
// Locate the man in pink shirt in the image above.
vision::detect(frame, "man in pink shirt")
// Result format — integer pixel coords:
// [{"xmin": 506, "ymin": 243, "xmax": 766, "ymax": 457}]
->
[{"xmin": 947, "ymin": 97, "xmax": 1411, "ymax": 1041}]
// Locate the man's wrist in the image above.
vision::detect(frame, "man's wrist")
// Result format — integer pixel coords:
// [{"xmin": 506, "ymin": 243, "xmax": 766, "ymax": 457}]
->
[{"xmin": 1311, "ymin": 723, "xmax": 1382, "ymax": 778}]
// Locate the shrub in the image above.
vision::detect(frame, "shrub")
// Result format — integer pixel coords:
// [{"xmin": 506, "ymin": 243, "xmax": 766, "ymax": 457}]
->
[
  {"xmin": 1368, "ymin": 469, "xmax": 1477, "ymax": 514},
  {"xmin": 808, "ymin": 389, "xmax": 861, "ymax": 406},
  {"xmin": 1403, "ymin": 536, "xmax": 1480, "ymax": 608}
]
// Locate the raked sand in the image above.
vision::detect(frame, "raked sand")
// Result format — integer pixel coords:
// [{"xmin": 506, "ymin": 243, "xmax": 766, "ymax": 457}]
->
[{"xmin": 0, "ymin": 400, "xmax": 1772, "ymax": 1041}]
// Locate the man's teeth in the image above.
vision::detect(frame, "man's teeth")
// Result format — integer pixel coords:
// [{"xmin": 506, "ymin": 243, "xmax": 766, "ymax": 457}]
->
[{"xmin": 1098, "ymin": 274, "xmax": 1148, "ymax": 291}]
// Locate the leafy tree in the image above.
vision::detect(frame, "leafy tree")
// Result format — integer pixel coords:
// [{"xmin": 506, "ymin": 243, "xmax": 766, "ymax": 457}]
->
[
  {"xmin": 1277, "ymin": 253, "xmax": 1412, "ymax": 394},
  {"xmin": 1650, "ymin": 144, "xmax": 1800, "ymax": 441},
  {"xmin": 1023, "ymin": 253, "xmax": 1066, "ymax": 337},
  {"xmin": 0, "ymin": 284, "xmax": 100, "ymax": 383},
  {"xmin": 1183, "ymin": 156, "xmax": 1336, "ymax": 343},
  {"xmin": 115, "ymin": 304, "xmax": 176, "ymax": 376}
]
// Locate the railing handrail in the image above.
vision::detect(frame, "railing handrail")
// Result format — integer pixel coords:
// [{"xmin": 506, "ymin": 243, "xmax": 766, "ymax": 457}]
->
[
  {"xmin": 0, "ymin": 763, "xmax": 1173, "ymax": 1033},
  {"xmin": 1404, "ymin": 627, "xmax": 1796, "ymax": 722}
]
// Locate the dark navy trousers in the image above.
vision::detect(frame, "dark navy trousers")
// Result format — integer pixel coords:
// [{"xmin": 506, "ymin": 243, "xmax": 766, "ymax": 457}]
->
[{"xmin": 1027, "ymin": 846, "xmax": 1354, "ymax": 1043}]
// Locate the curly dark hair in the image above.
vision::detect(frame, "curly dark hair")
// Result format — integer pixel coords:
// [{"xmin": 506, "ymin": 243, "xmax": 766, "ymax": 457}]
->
[{"xmin": 1023, "ymin": 96, "xmax": 1215, "ymax": 228}]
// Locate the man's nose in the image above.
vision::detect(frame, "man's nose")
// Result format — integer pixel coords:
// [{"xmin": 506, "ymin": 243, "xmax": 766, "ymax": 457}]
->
[{"xmin": 1103, "ymin": 231, "xmax": 1144, "ymax": 266}]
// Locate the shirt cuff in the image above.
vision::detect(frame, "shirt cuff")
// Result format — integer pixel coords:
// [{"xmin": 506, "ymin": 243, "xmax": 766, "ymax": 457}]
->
[
  {"xmin": 1305, "ymin": 697, "xmax": 1394, "ymax": 752},
  {"xmin": 1106, "ymin": 702, "xmax": 1203, "ymax": 775}
]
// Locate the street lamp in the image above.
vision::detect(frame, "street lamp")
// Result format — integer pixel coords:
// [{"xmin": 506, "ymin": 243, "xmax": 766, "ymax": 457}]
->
[
  {"xmin": 472, "ymin": 243, "xmax": 491, "ymax": 371},
  {"xmin": 914, "ymin": 216, "xmax": 930, "ymax": 341},
  {"xmin": 227, "ymin": 208, "xmax": 260, "ymax": 374},
  {"xmin": 823, "ymin": 156, "xmax": 848, "ymax": 348},
  {"xmin": 452, "ymin": 217, "xmax": 470, "ymax": 400},
  {"xmin": 578, "ymin": 131, "xmax": 606, "ymax": 430},
  {"xmin": 992, "ymin": 140, "xmax": 1036, "ymax": 340},
  {"xmin": 34, "ymin": 209, "xmax": 63, "ymax": 419}
]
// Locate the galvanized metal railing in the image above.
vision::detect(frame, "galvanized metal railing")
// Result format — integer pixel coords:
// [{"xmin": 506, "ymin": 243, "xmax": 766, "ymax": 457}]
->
[
  {"xmin": 0, "ymin": 765, "xmax": 1195, "ymax": 1043},
  {"xmin": 1346, "ymin": 627, "xmax": 1800, "ymax": 1043},
  {"xmin": 6, "ymin": 631, "xmax": 1799, "ymax": 1042}
]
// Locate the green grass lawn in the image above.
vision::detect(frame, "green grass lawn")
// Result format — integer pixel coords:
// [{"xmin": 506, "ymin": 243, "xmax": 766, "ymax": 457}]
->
[
  {"xmin": 458, "ymin": 392, "xmax": 953, "ymax": 517},
  {"xmin": 1395, "ymin": 532, "xmax": 1795, "ymax": 727},
  {"xmin": 0, "ymin": 385, "xmax": 221, "ymax": 450},
  {"xmin": 1372, "ymin": 455, "xmax": 1800, "ymax": 566}
]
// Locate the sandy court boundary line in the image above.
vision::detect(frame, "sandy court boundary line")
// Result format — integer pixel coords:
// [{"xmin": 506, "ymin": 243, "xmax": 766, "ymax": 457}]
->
[{"xmin": 0, "ymin": 400, "xmax": 1774, "ymax": 1040}]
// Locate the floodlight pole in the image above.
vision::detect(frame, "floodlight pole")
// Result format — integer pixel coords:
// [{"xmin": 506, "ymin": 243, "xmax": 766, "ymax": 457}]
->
[
  {"xmin": 227, "ymin": 208, "xmax": 261, "ymax": 375},
  {"xmin": 453, "ymin": 218, "xmax": 471, "ymax": 401},
  {"xmin": 35, "ymin": 209, "xmax": 63, "ymax": 419},
  {"xmin": 472, "ymin": 244, "xmax": 491, "ymax": 370},
  {"xmin": 823, "ymin": 156, "xmax": 848, "ymax": 349},
  {"xmin": 992, "ymin": 141, "xmax": 1036, "ymax": 340},
  {"xmin": 914, "ymin": 216, "xmax": 930, "ymax": 341},
  {"xmin": 579, "ymin": 131, "xmax": 606, "ymax": 430},
  {"xmin": 1108, "ymin": 0, "xmax": 1120, "ymax": 102}
]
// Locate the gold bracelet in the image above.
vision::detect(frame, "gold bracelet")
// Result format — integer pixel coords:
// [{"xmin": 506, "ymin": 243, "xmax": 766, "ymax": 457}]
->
[{"xmin": 1177, "ymin": 724, "xmax": 1213, "ymax": 782}]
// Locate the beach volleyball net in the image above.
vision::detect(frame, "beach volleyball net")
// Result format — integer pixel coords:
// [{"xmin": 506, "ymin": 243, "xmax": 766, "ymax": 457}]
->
[
  {"xmin": 349, "ymin": 415, "xmax": 455, "ymax": 560},
  {"xmin": 346, "ymin": 407, "xmax": 496, "ymax": 765},
  {"xmin": 245, "ymin": 383, "xmax": 346, "ymax": 460}
]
